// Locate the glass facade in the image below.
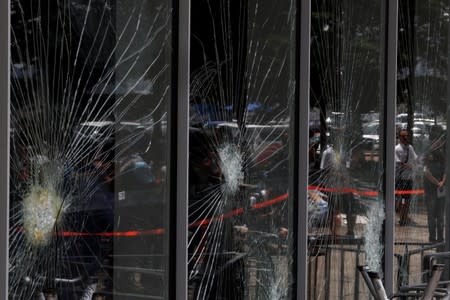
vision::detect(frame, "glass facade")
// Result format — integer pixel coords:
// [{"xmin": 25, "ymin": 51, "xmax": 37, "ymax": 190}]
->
[
  {"xmin": 308, "ymin": 1, "xmax": 384, "ymax": 298},
  {"xmin": 188, "ymin": 0, "xmax": 296, "ymax": 298},
  {"xmin": 2, "ymin": 0, "xmax": 450, "ymax": 299},
  {"xmin": 394, "ymin": 0, "xmax": 450, "ymax": 290},
  {"xmin": 9, "ymin": 0, "xmax": 172, "ymax": 298}
]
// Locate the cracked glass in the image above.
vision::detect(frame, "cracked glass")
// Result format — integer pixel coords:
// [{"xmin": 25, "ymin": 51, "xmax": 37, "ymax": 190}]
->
[
  {"xmin": 394, "ymin": 0, "xmax": 450, "ymax": 290},
  {"xmin": 188, "ymin": 0, "xmax": 296, "ymax": 298},
  {"xmin": 308, "ymin": 0, "xmax": 385, "ymax": 298},
  {"xmin": 9, "ymin": 0, "xmax": 172, "ymax": 298}
]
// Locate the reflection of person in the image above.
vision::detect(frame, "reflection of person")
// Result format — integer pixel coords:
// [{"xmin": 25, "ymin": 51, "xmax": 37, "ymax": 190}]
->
[
  {"xmin": 70, "ymin": 148, "xmax": 115, "ymax": 299},
  {"xmin": 188, "ymin": 129, "xmax": 244, "ymax": 300},
  {"xmin": 423, "ymin": 126, "xmax": 446, "ymax": 242},
  {"xmin": 320, "ymin": 139, "xmax": 356, "ymax": 236},
  {"xmin": 320, "ymin": 144, "xmax": 335, "ymax": 171},
  {"xmin": 395, "ymin": 128, "xmax": 418, "ymax": 226}
]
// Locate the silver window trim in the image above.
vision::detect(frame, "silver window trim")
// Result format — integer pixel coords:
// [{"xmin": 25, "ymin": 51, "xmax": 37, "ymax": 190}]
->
[
  {"xmin": 297, "ymin": 0, "xmax": 310, "ymax": 298},
  {"xmin": 176, "ymin": 0, "xmax": 190, "ymax": 299},
  {"xmin": 0, "ymin": 0, "xmax": 10, "ymax": 297},
  {"xmin": 383, "ymin": 0, "xmax": 398, "ymax": 294}
]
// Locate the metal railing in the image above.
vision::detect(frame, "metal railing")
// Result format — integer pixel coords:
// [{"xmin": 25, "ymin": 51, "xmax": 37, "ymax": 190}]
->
[
  {"xmin": 394, "ymin": 241, "xmax": 446, "ymax": 288},
  {"xmin": 308, "ymin": 235, "xmax": 371, "ymax": 300}
]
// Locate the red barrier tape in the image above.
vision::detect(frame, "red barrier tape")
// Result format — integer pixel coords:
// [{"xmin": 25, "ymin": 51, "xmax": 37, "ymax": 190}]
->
[
  {"xmin": 188, "ymin": 193, "xmax": 289, "ymax": 228},
  {"xmin": 57, "ymin": 186, "xmax": 425, "ymax": 237},
  {"xmin": 307, "ymin": 185, "xmax": 424, "ymax": 196},
  {"xmin": 59, "ymin": 228, "xmax": 165, "ymax": 237}
]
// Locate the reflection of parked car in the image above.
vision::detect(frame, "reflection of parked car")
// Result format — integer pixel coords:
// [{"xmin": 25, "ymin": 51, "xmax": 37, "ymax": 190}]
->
[
  {"xmin": 411, "ymin": 121, "xmax": 432, "ymax": 138},
  {"xmin": 396, "ymin": 112, "xmax": 433, "ymax": 124},
  {"xmin": 214, "ymin": 121, "xmax": 289, "ymax": 168},
  {"xmin": 362, "ymin": 120, "xmax": 380, "ymax": 150},
  {"xmin": 73, "ymin": 121, "xmax": 155, "ymax": 154},
  {"xmin": 325, "ymin": 111, "xmax": 345, "ymax": 130}
]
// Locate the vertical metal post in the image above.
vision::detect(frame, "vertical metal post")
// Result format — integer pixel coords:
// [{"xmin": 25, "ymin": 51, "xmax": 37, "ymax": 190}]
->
[
  {"xmin": 314, "ymin": 258, "xmax": 319, "ymax": 299},
  {"xmin": 171, "ymin": 0, "xmax": 189, "ymax": 299},
  {"xmin": 355, "ymin": 244, "xmax": 361, "ymax": 300},
  {"xmin": 382, "ymin": 0, "xmax": 398, "ymax": 295},
  {"xmin": 177, "ymin": 1, "xmax": 190, "ymax": 299},
  {"xmin": 340, "ymin": 246, "xmax": 345, "ymax": 299},
  {"xmin": 405, "ymin": 249, "xmax": 410, "ymax": 286},
  {"xmin": 326, "ymin": 249, "xmax": 331, "ymax": 300},
  {"xmin": 445, "ymin": 0, "xmax": 450, "ymax": 260},
  {"xmin": 296, "ymin": 0, "xmax": 310, "ymax": 298},
  {"xmin": 307, "ymin": 258, "xmax": 311, "ymax": 299},
  {"xmin": 0, "ymin": 0, "xmax": 10, "ymax": 297}
]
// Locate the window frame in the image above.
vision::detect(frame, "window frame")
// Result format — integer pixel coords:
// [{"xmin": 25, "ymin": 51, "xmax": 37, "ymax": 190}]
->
[{"xmin": 0, "ymin": 0, "xmax": 10, "ymax": 298}]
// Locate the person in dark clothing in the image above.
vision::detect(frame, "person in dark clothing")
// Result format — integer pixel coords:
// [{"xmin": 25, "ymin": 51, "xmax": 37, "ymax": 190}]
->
[{"xmin": 423, "ymin": 126, "xmax": 446, "ymax": 242}]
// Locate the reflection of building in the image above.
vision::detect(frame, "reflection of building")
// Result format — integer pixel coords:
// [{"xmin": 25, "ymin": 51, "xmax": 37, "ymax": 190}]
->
[{"xmin": 1, "ymin": 0, "xmax": 450, "ymax": 299}]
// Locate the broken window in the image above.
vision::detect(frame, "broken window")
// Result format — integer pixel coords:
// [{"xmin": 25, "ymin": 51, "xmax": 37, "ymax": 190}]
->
[
  {"xmin": 188, "ymin": 0, "xmax": 296, "ymax": 298},
  {"xmin": 308, "ymin": 0, "xmax": 385, "ymax": 298},
  {"xmin": 9, "ymin": 0, "xmax": 172, "ymax": 298},
  {"xmin": 395, "ymin": 0, "xmax": 450, "ymax": 289}
]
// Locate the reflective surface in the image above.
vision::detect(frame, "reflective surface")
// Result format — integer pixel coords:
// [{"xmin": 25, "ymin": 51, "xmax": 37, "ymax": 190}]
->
[
  {"xmin": 188, "ymin": 0, "xmax": 296, "ymax": 298},
  {"xmin": 308, "ymin": 0, "xmax": 384, "ymax": 298},
  {"xmin": 7, "ymin": 0, "xmax": 450, "ymax": 299},
  {"xmin": 394, "ymin": 0, "xmax": 449, "ymax": 290},
  {"xmin": 9, "ymin": 0, "xmax": 172, "ymax": 298}
]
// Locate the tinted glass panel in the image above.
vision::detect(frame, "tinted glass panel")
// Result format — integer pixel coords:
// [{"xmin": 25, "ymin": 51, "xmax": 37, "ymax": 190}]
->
[
  {"xmin": 394, "ymin": 0, "xmax": 449, "ymax": 289},
  {"xmin": 9, "ymin": 0, "xmax": 172, "ymax": 298},
  {"xmin": 308, "ymin": 0, "xmax": 385, "ymax": 298},
  {"xmin": 189, "ymin": 0, "xmax": 296, "ymax": 298}
]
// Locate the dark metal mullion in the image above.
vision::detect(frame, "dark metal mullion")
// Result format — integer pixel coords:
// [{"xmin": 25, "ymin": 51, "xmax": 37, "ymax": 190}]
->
[
  {"xmin": 382, "ymin": 0, "xmax": 398, "ymax": 295},
  {"xmin": 295, "ymin": 0, "xmax": 310, "ymax": 299},
  {"xmin": 445, "ymin": 2, "xmax": 450, "ymax": 268},
  {"xmin": 0, "ymin": 0, "xmax": 10, "ymax": 297},
  {"xmin": 170, "ymin": 0, "xmax": 189, "ymax": 299}
]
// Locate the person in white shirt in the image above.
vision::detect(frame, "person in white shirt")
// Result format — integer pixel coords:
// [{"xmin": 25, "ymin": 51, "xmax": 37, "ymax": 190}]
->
[
  {"xmin": 395, "ymin": 128, "xmax": 418, "ymax": 226},
  {"xmin": 320, "ymin": 138, "xmax": 356, "ymax": 236},
  {"xmin": 320, "ymin": 144, "xmax": 336, "ymax": 171}
]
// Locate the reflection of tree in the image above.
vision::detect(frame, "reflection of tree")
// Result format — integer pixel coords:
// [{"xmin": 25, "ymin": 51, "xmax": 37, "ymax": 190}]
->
[
  {"xmin": 398, "ymin": 0, "xmax": 449, "ymax": 138},
  {"xmin": 398, "ymin": 0, "xmax": 416, "ymax": 140},
  {"xmin": 311, "ymin": 0, "xmax": 381, "ymax": 150}
]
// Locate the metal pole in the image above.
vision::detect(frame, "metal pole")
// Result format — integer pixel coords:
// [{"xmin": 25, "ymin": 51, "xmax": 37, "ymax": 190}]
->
[
  {"xmin": 296, "ymin": 0, "xmax": 310, "ymax": 299},
  {"xmin": 0, "ymin": 0, "xmax": 10, "ymax": 297},
  {"xmin": 445, "ymin": 0, "xmax": 450, "ymax": 262},
  {"xmin": 382, "ymin": 0, "xmax": 398, "ymax": 295},
  {"xmin": 171, "ymin": 0, "xmax": 189, "ymax": 299},
  {"xmin": 340, "ymin": 245, "xmax": 345, "ymax": 299},
  {"xmin": 369, "ymin": 271, "xmax": 390, "ymax": 300},
  {"xmin": 358, "ymin": 266, "xmax": 378, "ymax": 299},
  {"xmin": 355, "ymin": 245, "xmax": 361, "ymax": 300},
  {"xmin": 326, "ymin": 249, "xmax": 331, "ymax": 300},
  {"xmin": 420, "ymin": 264, "xmax": 445, "ymax": 300},
  {"xmin": 405, "ymin": 248, "xmax": 410, "ymax": 286}
]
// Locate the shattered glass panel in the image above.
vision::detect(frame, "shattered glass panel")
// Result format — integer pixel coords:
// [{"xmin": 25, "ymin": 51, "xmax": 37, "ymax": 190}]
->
[
  {"xmin": 189, "ymin": 0, "xmax": 295, "ymax": 298},
  {"xmin": 394, "ymin": 0, "xmax": 450, "ymax": 289},
  {"xmin": 308, "ymin": 0, "xmax": 384, "ymax": 298},
  {"xmin": 10, "ymin": 0, "xmax": 171, "ymax": 298}
]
